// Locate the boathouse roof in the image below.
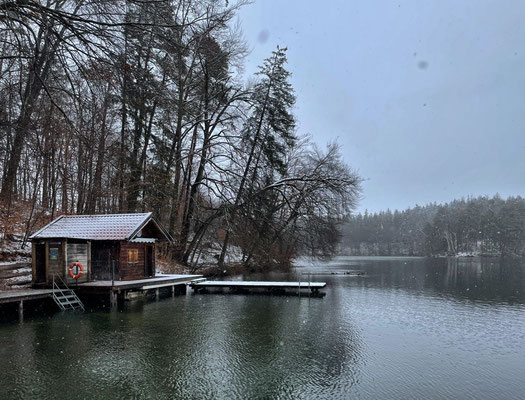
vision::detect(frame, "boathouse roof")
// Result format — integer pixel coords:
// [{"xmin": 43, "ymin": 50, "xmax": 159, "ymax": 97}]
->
[{"xmin": 29, "ymin": 212, "xmax": 172, "ymax": 242}]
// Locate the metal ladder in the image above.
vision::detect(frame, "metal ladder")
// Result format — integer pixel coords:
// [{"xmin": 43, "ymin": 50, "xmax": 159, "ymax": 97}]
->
[{"xmin": 52, "ymin": 274, "xmax": 85, "ymax": 311}]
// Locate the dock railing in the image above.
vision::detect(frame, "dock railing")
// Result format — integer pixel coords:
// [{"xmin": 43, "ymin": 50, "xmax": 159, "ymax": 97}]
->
[{"xmin": 52, "ymin": 274, "xmax": 85, "ymax": 311}]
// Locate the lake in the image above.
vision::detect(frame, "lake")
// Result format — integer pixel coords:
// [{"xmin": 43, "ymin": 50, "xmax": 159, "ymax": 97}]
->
[{"xmin": 1, "ymin": 257, "xmax": 525, "ymax": 399}]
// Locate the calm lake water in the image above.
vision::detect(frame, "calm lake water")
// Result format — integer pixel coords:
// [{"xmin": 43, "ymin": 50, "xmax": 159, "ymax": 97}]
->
[{"xmin": 1, "ymin": 257, "xmax": 525, "ymax": 399}]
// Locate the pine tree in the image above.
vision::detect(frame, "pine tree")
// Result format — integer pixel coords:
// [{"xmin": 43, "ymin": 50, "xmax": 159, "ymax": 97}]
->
[{"xmin": 217, "ymin": 46, "xmax": 296, "ymax": 266}]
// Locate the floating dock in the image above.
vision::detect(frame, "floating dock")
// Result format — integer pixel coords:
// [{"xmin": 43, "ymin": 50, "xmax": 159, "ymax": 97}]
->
[
  {"xmin": 302, "ymin": 270, "xmax": 365, "ymax": 276},
  {"xmin": 191, "ymin": 280, "xmax": 327, "ymax": 296}
]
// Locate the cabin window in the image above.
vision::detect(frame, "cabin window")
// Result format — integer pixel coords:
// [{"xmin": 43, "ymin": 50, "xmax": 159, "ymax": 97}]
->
[{"xmin": 128, "ymin": 249, "xmax": 138, "ymax": 263}]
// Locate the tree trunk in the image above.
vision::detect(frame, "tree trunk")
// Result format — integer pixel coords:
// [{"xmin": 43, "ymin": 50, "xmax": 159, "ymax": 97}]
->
[{"xmin": 217, "ymin": 82, "xmax": 272, "ymax": 266}]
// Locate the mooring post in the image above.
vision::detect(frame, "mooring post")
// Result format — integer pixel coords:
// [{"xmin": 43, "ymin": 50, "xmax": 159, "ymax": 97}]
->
[
  {"xmin": 171, "ymin": 285, "xmax": 175, "ymax": 297},
  {"xmin": 155, "ymin": 288, "xmax": 160, "ymax": 300},
  {"xmin": 111, "ymin": 260, "xmax": 115, "ymax": 287},
  {"xmin": 18, "ymin": 300, "xmax": 24, "ymax": 322},
  {"xmin": 110, "ymin": 290, "xmax": 118, "ymax": 308}
]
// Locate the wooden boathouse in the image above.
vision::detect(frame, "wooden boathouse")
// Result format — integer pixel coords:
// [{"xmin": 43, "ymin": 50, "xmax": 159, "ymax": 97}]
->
[
  {"xmin": 30, "ymin": 212, "xmax": 173, "ymax": 286},
  {"xmin": 1, "ymin": 212, "xmax": 327, "ymax": 320}
]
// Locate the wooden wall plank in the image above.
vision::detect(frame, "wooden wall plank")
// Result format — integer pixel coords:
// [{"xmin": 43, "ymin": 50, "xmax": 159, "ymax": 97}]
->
[
  {"xmin": 31, "ymin": 242, "xmax": 36, "ymax": 284},
  {"xmin": 119, "ymin": 242, "xmax": 147, "ymax": 280},
  {"xmin": 66, "ymin": 242, "xmax": 89, "ymax": 283}
]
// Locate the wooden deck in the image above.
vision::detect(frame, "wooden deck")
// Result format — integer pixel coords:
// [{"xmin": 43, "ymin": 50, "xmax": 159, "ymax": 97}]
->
[
  {"xmin": 77, "ymin": 274, "xmax": 202, "ymax": 291},
  {"xmin": 0, "ymin": 289, "xmax": 54, "ymax": 304},
  {"xmin": 193, "ymin": 281, "xmax": 326, "ymax": 289},
  {"xmin": 191, "ymin": 280, "xmax": 327, "ymax": 296},
  {"xmin": 302, "ymin": 270, "xmax": 365, "ymax": 276},
  {"xmin": 0, "ymin": 275, "xmax": 204, "ymax": 318}
]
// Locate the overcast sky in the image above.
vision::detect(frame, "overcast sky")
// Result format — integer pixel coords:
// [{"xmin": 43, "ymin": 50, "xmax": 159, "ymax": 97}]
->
[{"xmin": 237, "ymin": 0, "xmax": 525, "ymax": 213}]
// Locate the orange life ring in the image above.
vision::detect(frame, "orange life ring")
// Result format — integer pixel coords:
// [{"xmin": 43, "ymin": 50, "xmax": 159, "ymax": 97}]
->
[{"xmin": 68, "ymin": 262, "xmax": 83, "ymax": 279}]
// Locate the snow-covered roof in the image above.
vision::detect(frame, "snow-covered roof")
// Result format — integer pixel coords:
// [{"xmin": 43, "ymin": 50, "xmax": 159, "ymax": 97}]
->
[
  {"xmin": 29, "ymin": 213, "xmax": 172, "ymax": 242},
  {"xmin": 130, "ymin": 238, "xmax": 156, "ymax": 243}
]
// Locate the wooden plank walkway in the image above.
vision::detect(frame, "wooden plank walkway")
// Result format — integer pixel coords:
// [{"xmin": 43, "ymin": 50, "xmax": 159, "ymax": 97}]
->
[
  {"xmin": 193, "ymin": 281, "xmax": 326, "ymax": 289},
  {"xmin": 77, "ymin": 274, "xmax": 204, "ymax": 305},
  {"xmin": 0, "ymin": 289, "xmax": 54, "ymax": 304},
  {"xmin": 78, "ymin": 274, "xmax": 202, "ymax": 291},
  {"xmin": 302, "ymin": 270, "xmax": 365, "ymax": 276},
  {"xmin": 191, "ymin": 280, "xmax": 327, "ymax": 296}
]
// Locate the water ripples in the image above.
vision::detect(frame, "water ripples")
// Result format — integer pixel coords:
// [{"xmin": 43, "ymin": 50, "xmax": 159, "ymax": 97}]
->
[{"xmin": 1, "ymin": 257, "xmax": 525, "ymax": 399}]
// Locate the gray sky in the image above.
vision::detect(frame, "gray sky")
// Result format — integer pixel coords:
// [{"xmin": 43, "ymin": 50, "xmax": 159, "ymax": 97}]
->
[{"xmin": 238, "ymin": 0, "xmax": 525, "ymax": 213}]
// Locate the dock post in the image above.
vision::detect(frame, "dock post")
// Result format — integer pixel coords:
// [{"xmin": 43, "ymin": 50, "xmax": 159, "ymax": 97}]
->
[
  {"xmin": 110, "ymin": 290, "xmax": 118, "ymax": 308},
  {"xmin": 155, "ymin": 288, "xmax": 160, "ymax": 300},
  {"xmin": 18, "ymin": 300, "xmax": 24, "ymax": 322},
  {"xmin": 171, "ymin": 285, "xmax": 175, "ymax": 297},
  {"xmin": 111, "ymin": 260, "xmax": 115, "ymax": 287}
]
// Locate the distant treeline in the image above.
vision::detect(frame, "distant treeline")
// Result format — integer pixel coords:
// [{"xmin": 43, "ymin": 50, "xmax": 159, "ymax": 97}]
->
[{"xmin": 341, "ymin": 196, "xmax": 525, "ymax": 257}]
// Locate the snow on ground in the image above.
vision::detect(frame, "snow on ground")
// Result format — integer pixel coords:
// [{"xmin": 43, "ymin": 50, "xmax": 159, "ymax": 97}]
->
[
  {"xmin": 194, "ymin": 244, "xmax": 244, "ymax": 265},
  {"xmin": 0, "ymin": 236, "xmax": 31, "ymax": 263},
  {"xmin": 5, "ymin": 275, "xmax": 31, "ymax": 284},
  {"xmin": 0, "ymin": 247, "xmax": 32, "ymax": 290},
  {"xmin": 0, "ymin": 273, "xmax": 32, "ymax": 290},
  {"xmin": 11, "ymin": 267, "xmax": 31, "ymax": 274},
  {"xmin": 456, "ymin": 251, "xmax": 477, "ymax": 257}
]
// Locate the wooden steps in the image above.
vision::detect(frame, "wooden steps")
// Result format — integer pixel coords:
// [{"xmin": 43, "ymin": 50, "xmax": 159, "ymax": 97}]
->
[{"xmin": 52, "ymin": 274, "xmax": 85, "ymax": 311}]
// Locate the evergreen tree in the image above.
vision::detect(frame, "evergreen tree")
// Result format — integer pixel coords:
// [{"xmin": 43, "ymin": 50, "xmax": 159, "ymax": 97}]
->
[{"xmin": 217, "ymin": 46, "xmax": 296, "ymax": 266}]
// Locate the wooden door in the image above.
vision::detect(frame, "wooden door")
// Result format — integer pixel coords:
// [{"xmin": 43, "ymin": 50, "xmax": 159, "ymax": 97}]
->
[
  {"xmin": 145, "ymin": 245, "xmax": 154, "ymax": 277},
  {"xmin": 35, "ymin": 243, "xmax": 46, "ymax": 283},
  {"xmin": 91, "ymin": 243, "xmax": 111, "ymax": 280}
]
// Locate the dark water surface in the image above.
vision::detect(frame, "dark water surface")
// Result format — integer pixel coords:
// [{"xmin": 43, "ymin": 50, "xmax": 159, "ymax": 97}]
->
[{"xmin": 1, "ymin": 257, "xmax": 525, "ymax": 399}]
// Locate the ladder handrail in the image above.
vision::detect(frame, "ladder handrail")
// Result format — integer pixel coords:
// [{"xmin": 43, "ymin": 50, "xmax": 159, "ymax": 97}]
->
[
  {"xmin": 53, "ymin": 275, "xmax": 72, "ymax": 309},
  {"xmin": 52, "ymin": 275, "xmax": 70, "ymax": 309},
  {"xmin": 52, "ymin": 275, "xmax": 66, "ymax": 310},
  {"xmin": 53, "ymin": 275, "xmax": 69, "ymax": 297},
  {"xmin": 52, "ymin": 274, "xmax": 85, "ymax": 311}
]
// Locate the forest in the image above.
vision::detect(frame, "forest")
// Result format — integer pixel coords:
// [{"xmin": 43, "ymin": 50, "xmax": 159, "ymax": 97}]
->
[
  {"xmin": 0, "ymin": 0, "xmax": 361, "ymax": 269},
  {"xmin": 342, "ymin": 195, "xmax": 525, "ymax": 257}
]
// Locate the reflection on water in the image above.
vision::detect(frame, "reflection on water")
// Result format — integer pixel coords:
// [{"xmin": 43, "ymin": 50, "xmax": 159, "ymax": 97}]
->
[
  {"xmin": 326, "ymin": 256, "xmax": 525, "ymax": 305},
  {"xmin": 1, "ymin": 257, "xmax": 525, "ymax": 399}
]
